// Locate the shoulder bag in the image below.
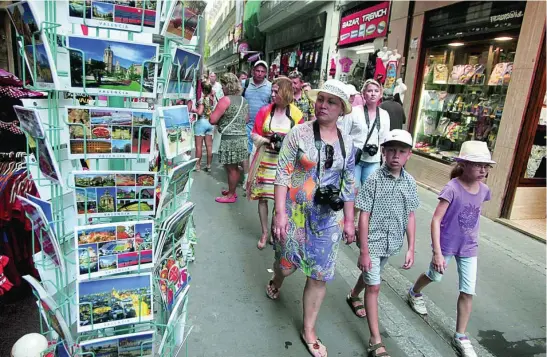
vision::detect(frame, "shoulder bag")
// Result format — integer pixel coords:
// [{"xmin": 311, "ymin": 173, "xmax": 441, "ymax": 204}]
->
[{"xmin": 212, "ymin": 98, "xmax": 245, "ymax": 154}]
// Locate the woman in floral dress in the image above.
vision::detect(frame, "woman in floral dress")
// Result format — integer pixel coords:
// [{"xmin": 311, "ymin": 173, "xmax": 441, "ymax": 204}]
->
[
  {"xmin": 268, "ymin": 80, "xmax": 356, "ymax": 357},
  {"xmin": 247, "ymin": 77, "xmax": 304, "ymax": 249},
  {"xmin": 209, "ymin": 73, "xmax": 249, "ymax": 203}
]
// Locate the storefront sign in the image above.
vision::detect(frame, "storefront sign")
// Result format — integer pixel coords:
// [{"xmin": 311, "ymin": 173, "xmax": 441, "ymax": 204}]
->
[{"xmin": 338, "ymin": 2, "xmax": 390, "ymax": 46}]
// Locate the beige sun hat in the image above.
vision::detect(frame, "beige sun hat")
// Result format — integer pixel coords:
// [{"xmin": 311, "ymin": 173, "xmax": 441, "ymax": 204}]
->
[
  {"xmin": 346, "ymin": 84, "xmax": 360, "ymax": 96},
  {"xmin": 454, "ymin": 141, "xmax": 496, "ymax": 164},
  {"xmin": 307, "ymin": 79, "xmax": 352, "ymax": 115}
]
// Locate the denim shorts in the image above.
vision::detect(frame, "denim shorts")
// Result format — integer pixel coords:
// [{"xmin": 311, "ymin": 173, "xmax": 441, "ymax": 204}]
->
[
  {"xmin": 246, "ymin": 122, "xmax": 254, "ymax": 153},
  {"xmin": 426, "ymin": 256, "xmax": 478, "ymax": 295},
  {"xmin": 362, "ymin": 256, "xmax": 389, "ymax": 286},
  {"xmin": 355, "ymin": 161, "xmax": 380, "ymax": 188},
  {"xmin": 194, "ymin": 118, "xmax": 213, "ymax": 136}
]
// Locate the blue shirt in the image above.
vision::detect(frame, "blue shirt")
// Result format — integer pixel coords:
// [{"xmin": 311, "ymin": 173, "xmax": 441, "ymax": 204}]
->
[{"xmin": 243, "ymin": 78, "xmax": 271, "ymax": 126}]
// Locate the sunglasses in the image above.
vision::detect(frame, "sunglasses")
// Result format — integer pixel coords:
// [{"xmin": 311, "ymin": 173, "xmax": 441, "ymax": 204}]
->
[
  {"xmin": 325, "ymin": 144, "xmax": 334, "ymax": 169},
  {"xmin": 289, "ymin": 70, "xmax": 302, "ymax": 79}
]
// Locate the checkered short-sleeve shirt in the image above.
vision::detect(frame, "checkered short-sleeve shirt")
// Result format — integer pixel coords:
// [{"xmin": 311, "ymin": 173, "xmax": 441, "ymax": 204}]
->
[{"xmin": 355, "ymin": 165, "xmax": 420, "ymax": 257}]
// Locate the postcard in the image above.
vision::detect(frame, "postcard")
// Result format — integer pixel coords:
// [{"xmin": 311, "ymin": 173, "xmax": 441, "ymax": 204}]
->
[
  {"xmin": 68, "ymin": 0, "xmax": 161, "ymax": 34},
  {"xmin": 157, "ymin": 284, "xmax": 189, "ymax": 356},
  {"xmin": 13, "ymin": 106, "xmax": 63, "ymax": 186},
  {"xmin": 66, "ymin": 105, "xmax": 155, "ymax": 159},
  {"xmin": 64, "ymin": 35, "xmax": 159, "ymax": 98},
  {"xmin": 77, "ymin": 273, "xmax": 153, "ymax": 332},
  {"xmin": 23, "ymin": 275, "xmax": 74, "ymax": 348},
  {"xmin": 162, "ymin": 0, "xmax": 206, "ymax": 40},
  {"xmin": 155, "ymin": 202, "xmax": 195, "ymax": 262},
  {"xmin": 79, "ymin": 331, "xmax": 154, "ymax": 357},
  {"xmin": 26, "ymin": 193, "xmax": 57, "ymax": 237},
  {"xmin": 157, "ymin": 105, "xmax": 192, "ymax": 159},
  {"xmin": 75, "ymin": 220, "xmax": 154, "ymax": 280},
  {"xmin": 157, "ymin": 159, "xmax": 197, "ymax": 213},
  {"xmin": 73, "ymin": 170, "xmax": 157, "ymax": 218},
  {"xmin": 6, "ymin": 1, "xmax": 60, "ymax": 89},
  {"xmin": 163, "ymin": 47, "xmax": 201, "ymax": 99},
  {"xmin": 17, "ymin": 196, "xmax": 65, "ymax": 275},
  {"xmin": 156, "ymin": 243, "xmax": 190, "ymax": 312}
]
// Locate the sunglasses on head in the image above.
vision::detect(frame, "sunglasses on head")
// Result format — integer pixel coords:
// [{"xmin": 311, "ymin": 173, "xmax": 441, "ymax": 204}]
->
[
  {"xmin": 325, "ymin": 144, "xmax": 334, "ymax": 169},
  {"xmin": 289, "ymin": 70, "xmax": 302, "ymax": 79}
]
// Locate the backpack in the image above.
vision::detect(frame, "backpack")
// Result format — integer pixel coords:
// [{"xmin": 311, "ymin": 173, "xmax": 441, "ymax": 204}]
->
[{"xmin": 242, "ymin": 79, "xmax": 251, "ymax": 97}]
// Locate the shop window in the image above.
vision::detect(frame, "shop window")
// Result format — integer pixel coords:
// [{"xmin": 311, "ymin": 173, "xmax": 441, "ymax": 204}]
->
[{"xmin": 412, "ymin": 35, "xmax": 518, "ymax": 163}]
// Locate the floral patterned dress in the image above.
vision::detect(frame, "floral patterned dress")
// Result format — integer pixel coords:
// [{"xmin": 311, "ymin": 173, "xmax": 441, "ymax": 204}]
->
[
  {"xmin": 274, "ymin": 121, "xmax": 355, "ymax": 281},
  {"xmin": 218, "ymin": 95, "xmax": 249, "ymax": 164}
]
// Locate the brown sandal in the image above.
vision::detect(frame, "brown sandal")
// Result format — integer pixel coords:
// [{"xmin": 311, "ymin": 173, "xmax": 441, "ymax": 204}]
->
[
  {"xmin": 265, "ymin": 280, "xmax": 280, "ymax": 300},
  {"xmin": 368, "ymin": 342, "xmax": 390, "ymax": 357},
  {"xmin": 346, "ymin": 294, "xmax": 367, "ymax": 318},
  {"xmin": 301, "ymin": 333, "xmax": 327, "ymax": 357}
]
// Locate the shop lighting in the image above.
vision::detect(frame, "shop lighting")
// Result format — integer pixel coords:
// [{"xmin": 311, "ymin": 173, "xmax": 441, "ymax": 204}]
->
[
  {"xmin": 495, "ymin": 36, "xmax": 513, "ymax": 41},
  {"xmin": 356, "ymin": 49, "xmax": 375, "ymax": 54},
  {"xmin": 448, "ymin": 42, "xmax": 465, "ymax": 47},
  {"xmin": 353, "ymin": 44, "xmax": 375, "ymax": 54}
]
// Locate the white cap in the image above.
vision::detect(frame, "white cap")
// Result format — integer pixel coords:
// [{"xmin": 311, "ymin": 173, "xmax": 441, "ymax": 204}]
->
[
  {"xmin": 345, "ymin": 84, "xmax": 359, "ymax": 96},
  {"xmin": 253, "ymin": 60, "xmax": 268, "ymax": 69},
  {"xmin": 382, "ymin": 129, "xmax": 413, "ymax": 147},
  {"xmin": 454, "ymin": 141, "xmax": 496, "ymax": 164}
]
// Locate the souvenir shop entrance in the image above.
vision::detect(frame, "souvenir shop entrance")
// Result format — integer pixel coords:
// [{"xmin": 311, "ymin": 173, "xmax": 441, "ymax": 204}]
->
[{"xmin": 404, "ymin": 1, "xmax": 546, "ymax": 234}]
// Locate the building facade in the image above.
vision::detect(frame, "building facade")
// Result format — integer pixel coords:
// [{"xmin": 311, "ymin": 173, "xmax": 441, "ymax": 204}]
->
[{"xmin": 205, "ymin": 0, "xmax": 239, "ymax": 75}]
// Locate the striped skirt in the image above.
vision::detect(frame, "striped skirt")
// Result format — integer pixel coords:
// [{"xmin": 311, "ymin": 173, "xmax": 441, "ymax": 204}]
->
[{"xmin": 249, "ymin": 147, "xmax": 279, "ymax": 201}]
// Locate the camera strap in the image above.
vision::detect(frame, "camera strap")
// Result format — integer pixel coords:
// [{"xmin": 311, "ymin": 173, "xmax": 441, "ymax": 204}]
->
[
  {"xmin": 362, "ymin": 106, "xmax": 380, "ymax": 150},
  {"xmin": 313, "ymin": 121, "xmax": 346, "ymax": 187},
  {"xmin": 268, "ymin": 105, "xmax": 295, "ymax": 134}
]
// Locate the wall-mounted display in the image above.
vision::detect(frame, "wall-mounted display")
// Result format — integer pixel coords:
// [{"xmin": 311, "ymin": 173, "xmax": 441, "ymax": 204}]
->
[
  {"xmin": 75, "ymin": 220, "xmax": 154, "ymax": 280},
  {"xmin": 73, "ymin": 170, "xmax": 157, "ymax": 218},
  {"xmin": 157, "ymin": 159, "xmax": 197, "ymax": 213},
  {"xmin": 77, "ymin": 273, "xmax": 154, "ymax": 332},
  {"xmin": 157, "ymin": 105, "xmax": 192, "ymax": 159},
  {"xmin": 60, "ymin": 35, "xmax": 159, "ymax": 98},
  {"xmin": 7, "ymin": 1, "xmax": 60, "ymax": 89},
  {"xmin": 66, "ymin": 106, "xmax": 155, "ymax": 159},
  {"xmin": 79, "ymin": 331, "xmax": 154, "ymax": 357},
  {"xmin": 68, "ymin": 0, "xmax": 162, "ymax": 34},
  {"xmin": 163, "ymin": 47, "xmax": 201, "ymax": 99},
  {"xmin": 13, "ymin": 106, "xmax": 64, "ymax": 186}
]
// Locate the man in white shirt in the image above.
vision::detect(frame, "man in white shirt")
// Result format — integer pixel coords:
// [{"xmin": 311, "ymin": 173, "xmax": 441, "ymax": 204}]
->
[{"xmin": 209, "ymin": 72, "xmax": 224, "ymax": 100}]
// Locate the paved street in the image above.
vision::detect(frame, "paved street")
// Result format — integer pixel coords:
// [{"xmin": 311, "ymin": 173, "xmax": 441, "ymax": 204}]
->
[{"xmin": 186, "ymin": 162, "xmax": 546, "ymax": 357}]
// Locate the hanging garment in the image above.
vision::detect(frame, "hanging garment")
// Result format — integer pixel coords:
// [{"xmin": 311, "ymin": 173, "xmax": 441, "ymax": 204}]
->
[
  {"xmin": 329, "ymin": 58, "xmax": 337, "ymax": 78},
  {"xmin": 339, "ymin": 57, "xmax": 353, "ymax": 73},
  {"xmin": 365, "ymin": 51, "xmax": 378, "ymax": 80},
  {"xmin": 374, "ymin": 56, "xmax": 387, "ymax": 84}
]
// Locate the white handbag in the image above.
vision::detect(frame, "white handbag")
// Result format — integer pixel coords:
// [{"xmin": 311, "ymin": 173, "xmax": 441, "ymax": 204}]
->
[{"xmin": 212, "ymin": 99, "xmax": 244, "ymax": 154}]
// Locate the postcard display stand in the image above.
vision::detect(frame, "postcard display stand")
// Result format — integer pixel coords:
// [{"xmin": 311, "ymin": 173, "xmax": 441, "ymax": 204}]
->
[{"xmin": 9, "ymin": 0, "xmax": 206, "ymax": 356}]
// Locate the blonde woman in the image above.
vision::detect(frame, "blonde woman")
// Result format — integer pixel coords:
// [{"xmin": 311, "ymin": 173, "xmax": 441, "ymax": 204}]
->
[
  {"xmin": 209, "ymin": 73, "xmax": 249, "ymax": 203},
  {"xmin": 247, "ymin": 77, "xmax": 304, "ymax": 249}
]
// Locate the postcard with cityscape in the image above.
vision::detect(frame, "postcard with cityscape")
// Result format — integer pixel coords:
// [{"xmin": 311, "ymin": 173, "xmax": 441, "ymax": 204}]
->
[
  {"xmin": 157, "ymin": 159, "xmax": 197, "ymax": 213},
  {"xmin": 68, "ymin": 0, "xmax": 162, "ymax": 34},
  {"xmin": 77, "ymin": 273, "xmax": 153, "ymax": 332},
  {"xmin": 66, "ymin": 105, "xmax": 155, "ymax": 159},
  {"xmin": 162, "ymin": 0, "xmax": 206, "ymax": 41},
  {"xmin": 6, "ymin": 1, "xmax": 60, "ymax": 89},
  {"xmin": 73, "ymin": 170, "xmax": 157, "ymax": 218},
  {"xmin": 157, "ymin": 105, "xmax": 192, "ymax": 159},
  {"xmin": 66, "ymin": 35, "xmax": 159, "ymax": 98},
  {"xmin": 13, "ymin": 106, "xmax": 63, "ymax": 186},
  {"xmin": 155, "ymin": 202, "xmax": 195, "ymax": 262},
  {"xmin": 163, "ymin": 47, "xmax": 201, "ymax": 98},
  {"xmin": 79, "ymin": 331, "xmax": 154, "ymax": 357},
  {"xmin": 75, "ymin": 220, "xmax": 154, "ymax": 280}
]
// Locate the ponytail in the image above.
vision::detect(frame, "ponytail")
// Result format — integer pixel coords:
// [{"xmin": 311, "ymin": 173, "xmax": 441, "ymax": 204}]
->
[{"xmin": 450, "ymin": 162, "xmax": 465, "ymax": 179}]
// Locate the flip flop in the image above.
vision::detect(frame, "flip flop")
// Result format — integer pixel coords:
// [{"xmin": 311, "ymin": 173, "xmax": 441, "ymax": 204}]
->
[
  {"xmin": 346, "ymin": 294, "xmax": 367, "ymax": 318},
  {"xmin": 300, "ymin": 333, "xmax": 328, "ymax": 357},
  {"xmin": 265, "ymin": 279, "xmax": 279, "ymax": 300},
  {"xmin": 221, "ymin": 189, "xmax": 237, "ymax": 198},
  {"xmin": 215, "ymin": 195, "xmax": 237, "ymax": 203}
]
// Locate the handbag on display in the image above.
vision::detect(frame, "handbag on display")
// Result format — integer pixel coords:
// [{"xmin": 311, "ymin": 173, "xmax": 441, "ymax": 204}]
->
[
  {"xmin": 353, "ymin": 59, "xmax": 366, "ymax": 81},
  {"xmin": 212, "ymin": 100, "xmax": 244, "ymax": 154}
]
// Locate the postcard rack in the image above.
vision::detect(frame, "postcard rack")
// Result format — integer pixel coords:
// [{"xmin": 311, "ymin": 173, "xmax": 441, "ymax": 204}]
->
[{"xmin": 11, "ymin": 0, "xmax": 205, "ymax": 356}]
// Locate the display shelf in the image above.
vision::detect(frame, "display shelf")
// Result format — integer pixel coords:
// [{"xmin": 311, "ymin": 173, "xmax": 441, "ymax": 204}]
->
[{"xmin": 10, "ymin": 0, "xmax": 205, "ymax": 355}]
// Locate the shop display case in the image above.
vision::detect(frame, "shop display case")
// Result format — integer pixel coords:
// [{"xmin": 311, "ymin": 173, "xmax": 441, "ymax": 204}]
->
[{"xmin": 412, "ymin": 36, "xmax": 519, "ymax": 163}]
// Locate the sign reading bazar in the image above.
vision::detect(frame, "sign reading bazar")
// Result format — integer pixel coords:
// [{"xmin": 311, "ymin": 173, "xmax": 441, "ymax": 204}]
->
[{"xmin": 338, "ymin": 2, "xmax": 390, "ymax": 46}]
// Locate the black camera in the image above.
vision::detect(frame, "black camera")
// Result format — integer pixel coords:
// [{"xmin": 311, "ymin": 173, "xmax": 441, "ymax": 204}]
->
[
  {"xmin": 270, "ymin": 132, "xmax": 284, "ymax": 152},
  {"xmin": 364, "ymin": 144, "xmax": 379, "ymax": 156},
  {"xmin": 314, "ymin": 184, "xmax": 344, "ymax": 211}
]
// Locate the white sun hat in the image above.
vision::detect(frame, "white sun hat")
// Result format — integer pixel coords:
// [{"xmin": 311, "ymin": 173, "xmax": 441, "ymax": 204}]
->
[
  {"xmin": 454, "ymin": 141, "xmax": 496, "ymax": 164},
  {"xmin": 346, "ymin": 84, "xmax": 360, "ymax": 96},
  {"xmin": 382, "ymin": 129, "xmax": 413, "ymax": 147},
  {"xmin": 307, "ymin": 79, "xmax": 352, "ymax": 115}
]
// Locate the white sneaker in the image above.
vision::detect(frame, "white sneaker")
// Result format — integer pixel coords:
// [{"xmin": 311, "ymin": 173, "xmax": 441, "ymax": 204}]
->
[
  {"xmin": 407, "ymin": 289, "xmax": 428, "ymax": 315},
  {"xmin": 452, "ymin": 337, "xmax": 477, "ymax": 357}
]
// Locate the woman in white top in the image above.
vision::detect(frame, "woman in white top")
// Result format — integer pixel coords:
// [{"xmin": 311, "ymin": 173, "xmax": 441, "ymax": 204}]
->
[{"xmin": 354, "ymin": 79, "xmax": 390, "ymax": 187}]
